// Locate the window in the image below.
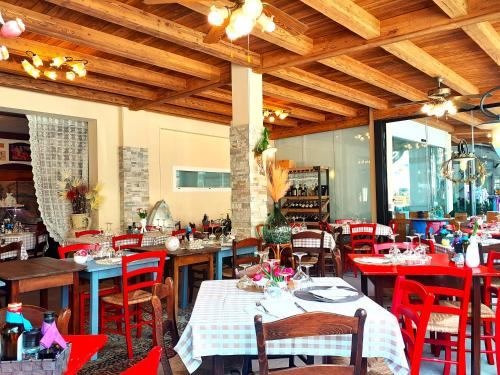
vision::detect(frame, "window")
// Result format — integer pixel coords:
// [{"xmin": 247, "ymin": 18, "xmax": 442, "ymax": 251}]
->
[{"xmin": 174, "ymin": 167, "xmax": 231, "ymax": 191}]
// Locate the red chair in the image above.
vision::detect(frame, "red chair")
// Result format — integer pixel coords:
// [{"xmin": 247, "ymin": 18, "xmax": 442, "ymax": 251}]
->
[
  {"xmin": 481, "ymin": 251, "xmax": 500, "ymax": 369},
  {"xmin": 335, "ymin": 219, "xmax": 354, "ymax": 224},
  {"xmin": 388, "ymin": 219, "xmax": 398, "ymax": 235},
  {"xmin": 75, "ymin": 230, "xmax": 103, "ymax": 238},
  {"xmin": 100, "ymin": 251, "xmax": 166, "ymax": 359},
  {"xmin": 410, "ymin": 238, "xmax": 436, "ymax": 254},
  {"xmin": 398, "ymin": 266, "xmax": 472, "ymax": 375},
  {"xmin": 373, "ymin": 242, "xmax": 409, "ymax": 255},
  {"xmin": 63, "ymin": 334, "xmax": 108, "ymax": 375},
  {"xmin": 111, "ymin": 234, "xmax": 143, "ymax": 250},
  {"xmin": 121, "ymin": 346, "xmax": 162, "ymax": 374},
  {"xmin": 344, "ymin": 223, "xmax": 377, "ymax": 277},
  {"xmin": 172, "ymin": 229, "xmax": 186, "ymax": 237},
  {"xmin": 58, "ymin": 244, "xmax": 119, "ymax": 333},
  {"xmin": 391, "ymin": 276, "xmax": 435, "ymax": 375}
]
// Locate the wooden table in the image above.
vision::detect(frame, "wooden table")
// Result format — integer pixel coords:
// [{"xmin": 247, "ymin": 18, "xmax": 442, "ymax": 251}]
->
[
  {"xmin": 0, "ymin": 257, "xmax": 85, "ymax": 334},
  {"xmin": 349, "ymin": 253, "xmax": 500, "ymax": 375}
]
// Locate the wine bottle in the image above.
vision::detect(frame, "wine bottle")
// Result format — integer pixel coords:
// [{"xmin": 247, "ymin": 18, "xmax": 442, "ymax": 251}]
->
[{"xmin": 1, "ymin": 303, "xmax": 25, "ymax": 361}]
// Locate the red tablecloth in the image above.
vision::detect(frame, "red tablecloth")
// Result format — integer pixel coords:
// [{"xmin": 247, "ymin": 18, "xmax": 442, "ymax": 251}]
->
[{"xmin": 63, "ymin": 334, "xmax": 108, "ymax": 375}]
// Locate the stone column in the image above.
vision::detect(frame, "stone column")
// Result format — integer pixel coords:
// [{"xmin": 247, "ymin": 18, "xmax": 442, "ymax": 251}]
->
[{"xmin": 230, "ymin": 64, "xmax": 268, "ymax": 238}]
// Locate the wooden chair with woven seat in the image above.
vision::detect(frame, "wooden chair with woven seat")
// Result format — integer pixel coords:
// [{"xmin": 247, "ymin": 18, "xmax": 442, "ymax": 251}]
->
[
  {"xmin": 254, "ymin": 310, "xmax": 367, "ymax": 375},
  {"xmin": 232, "ymin": 238, "xmax": 262, "ymax": 278},
  {"xmin": 0, "ymin": 241, "xmax": 22, "ymax": 261},
  {"xmin": 398, "ymin": 266, "xmax": 472, "ymax": 375},
  {"xmin": 58, "ymin": 243, "xmax": 119, "ymax": 334},
  {"xmin": 100, "ymin": 251, "xmax": 166, "ymax": 359},
  {"xmin": 111, "ymin": 233, "xmax": 144, "ymax": 251},
  {"xmin": 322, "ymin": 225, "xmax": 343, "ymax": 277},
  {"xmin": 0, "ymin": 305, "xmax": 71, "ymax": 335},
  {"xmin": 151, "ymin": 278, "xmax": 189, "ymax": 375},
  {"xmin": 391, "ymin": 276, "xmax": 435, "ymax": 375},
  {"xmin": 29, "ymin": 222, "xmax": 48, "ymax": 258},
  {"xmin": 291, "ymin": 231, "xmax": 324, "ymax": 277},
  {"xmin": 75, "ymin": 230, "xmax": 103, "ymax": 238},
  {"xmin": 487, "ymin": 211, "xmax": 499, "ymax": 223},
  {"xmin": 344, "ymin": 224, "xmax": 377, "ymax": 277}
]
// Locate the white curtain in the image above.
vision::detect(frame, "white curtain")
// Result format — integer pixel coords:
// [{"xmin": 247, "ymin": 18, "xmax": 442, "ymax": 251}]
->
[{"xmin": 27, "ymin": 115, "xmax": 88, "ymax": 243}]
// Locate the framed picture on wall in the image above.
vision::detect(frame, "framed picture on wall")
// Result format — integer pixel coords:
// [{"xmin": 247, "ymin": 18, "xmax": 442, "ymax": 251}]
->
[{"xmin": 8, "ymin": 142, "xmax": 31, "ymax": 162}]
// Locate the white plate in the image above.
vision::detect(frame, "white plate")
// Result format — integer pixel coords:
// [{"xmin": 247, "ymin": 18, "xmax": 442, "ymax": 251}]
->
[{"xmin": 353, "ymin": 257, "xmax": 392, "ymax": 265}]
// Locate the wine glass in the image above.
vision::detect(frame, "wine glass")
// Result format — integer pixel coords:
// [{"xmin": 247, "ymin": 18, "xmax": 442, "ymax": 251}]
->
[
  {"xmin": 302, "ymin": 264, "xmax": 314, "ymax": 285},
  {"xmin": 292, "ymin": 252, "xmax": 308, "ymax": 283},
  {"xmin": 105, "ymin": 222, "xmax": 113, "ymax": 236},
  {"xmin": 455, "ymin": 221, "xmax": 462, "ymax": 235},
  {"xmin": 256, "ymin": 248, "xmax": 269, "ymax": 263},
  {"xmin": 406, "ymin": 235, "xmax": 416, "ymax": 250}
]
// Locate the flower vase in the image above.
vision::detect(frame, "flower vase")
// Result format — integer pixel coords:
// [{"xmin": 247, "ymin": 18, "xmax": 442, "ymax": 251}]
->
[
  {"xmin": 263, "ymin": 203, "xmax": 291, "ymax": 244},
  {"xmin": 140, "ymin": 218, "xmax": 147, "ymax": 233},
  {"xmin": 71, "ymin": 213, "xmax": 90, "ymax": 231},
  {"xmin": 465, "ymin": 235, "xmax": 480, "ymax": 268},
  {"xmin": 264, "ymin": 285, "xmax": 283, "ymax": 300}
]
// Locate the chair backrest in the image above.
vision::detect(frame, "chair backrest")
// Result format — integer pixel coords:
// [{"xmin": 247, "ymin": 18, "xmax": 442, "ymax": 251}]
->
[
  {"xmin": 391, "ymin": 276, "xmax": 434, "ymax": 375},
  {"xmin": 0, "ymin": 242, "xmax": 22, "ymax": 261},
  {"xmin": 171, "ymin": 229, "xmax": 186, "ymax": 237},
  {"xmin": 75, "ymin": 230, "xmax": 102, "ymax": 238},
  {"xmin": 349, "ymin": 224, "xmax": 377, "ymax": 251},
  {"xmin": 318, "ymin": 221, "xmax": 333, "ymax": 234},
  {"xmin": 335, "ymin": 219, "xmax": 353, "ymax": 224},
  {"xmin": 373, "ymin": 242, "xmax": 409, "ymax": 255},
  {"xmin": 487, "ymin": 211, "xmax": 499, "ymax": 223},
  {"xmin": 291, "ymin": 230, "xmax": 325, "ymax": 251},
  {"xmin": 58, "ymin": 243, "xmax": 99, "ymax": 259},
  {"xmin": 121, "ymin": 346, "xmax": 162, "ymax": 375},
  {"xmin": 112, "ymin": 234, "xmax": 143, "ymax": 250},
  {"xmin": 232, "ymin": 238, "xmax": 262, "ymax": 278},
  {"xmin": 255, "ymin": 224, "xmax": 264, "ymax": 240},
  {"xmin": 455, "ymin": 212, "xmax": 468, "ymax": 222},
  {"xmin": 395, "ymin": 212, "xmax": 406, "ymax": 220},
  {"xmin": 485, "ymin": 251, "xmax": 500, "ymax": 303},
  {"xmin": 255, "ymin": 310, "xmax": 367, "ymax": 375},
  {"xmin": 151, "ymin": 278, "xmax": 179, "ymax": 375},
  {"xmin": 397, "ymin": 265, "xmax": 472, "ymax": 356},
  {"xmin": 388, "ymin": 219, "xmax": 398, "ymax": 234},
  {"xmin": 121, "ymin": 251, "xmax": 166, "ymax": 306},
  {"xmin": 0, "ymin": 305, "xmax": 71, "ymax": 335}
]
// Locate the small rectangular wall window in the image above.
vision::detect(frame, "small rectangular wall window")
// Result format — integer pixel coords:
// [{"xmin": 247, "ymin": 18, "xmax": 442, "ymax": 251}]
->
[{"xmin": 174, "ymin": 167, "xmax": 231, "ymax": 191}]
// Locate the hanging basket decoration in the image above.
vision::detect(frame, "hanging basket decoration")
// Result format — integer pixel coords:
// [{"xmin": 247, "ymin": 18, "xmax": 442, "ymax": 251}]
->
[{"xmin": 440, "ymin": 139, "xmax": 487, "ymax": 185}]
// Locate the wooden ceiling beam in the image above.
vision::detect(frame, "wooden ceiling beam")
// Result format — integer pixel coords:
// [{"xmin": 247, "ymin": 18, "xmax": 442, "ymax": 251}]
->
[
  {"xmin": 0, "ymin": 1, "xmax": 220, "ymax": 80},
  {"xmin": 270, "ymin": 68, "xmax": 388, "ymax": 109},
  {"xmin": 179, "ymin": 0, "xmax": 313, "ymax": 55},
  {"xmin": 381, "ymin": 40, "xmax": 479, "ymax": 95},
  {"xmin": 1, "ymin": 37, "xmax": 187, "ymax": 90},
  {"xmin": 259, "ymin": 3, "xmax": 500, "ymax": 72},
  {"xmin": 198, "ymin": 88, "xmax": 232, "ymax": 103},
  {"xmin": 431, "ymin": 0, "xmax": 468, "ymax": 18},
  {"xmin": 414, "ymin": 118, "xmax": 455, "ymax": 133},
  {"xmin": 448, "ymin": 112, "xmax": 483, "ymax": 126},
  {"xmin": 300, "ymin": 0, "xmax": 380, "ymax": 39},
  {"xmin": 130, "ymin": 70, "xmax": 231, "ymax": 111},
  {"xmin": 462, "ymin": 22, "xmax": 500, "ymax": 66},
  {"xmin": 168, "ymin": 96, "xmax": 232, "ymax": 116},
  {"xmin": 0, "ymin": 72, "xmax": 230, "ymax": 124},
  {"xmin": 263, "ymin": 82, "xmax": 358, "ymax": 117},
  {"xmin": 46, "ymin": 0, "xmax": 260, "ymax": 67},
  {"xmin": 269, "ymin": 115, "xmax": 368, "ymax": 140},
  {"xmin": 320, "ymin": 55, "xmax": 427, "ymax": 102},
  {"xmin": 264, "ymin": 117, "xmax": 297, "ymax": 127}
]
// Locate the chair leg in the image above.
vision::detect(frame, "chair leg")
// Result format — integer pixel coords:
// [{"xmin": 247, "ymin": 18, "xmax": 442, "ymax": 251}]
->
[
  {"xmin": 484, "ymin": 320, "xmax": 495, "ymax": 365},
  {"xmin": 136, "ymin": 304, "xmax": 142, "ymax": 338},
  {"xmin": 443, "ymin": 337, "xmax": 451, "ymax": 375},
  {"xmin": 124, "ymin": 305, "xmax": 134, "ymax": 359},
  {"xmin": 79, "ymin": 293, "xmax": 87, "ymax": 334},
  {"xmin": 99, "ymin": 301, "xmax": 105, "ymax": 334}
]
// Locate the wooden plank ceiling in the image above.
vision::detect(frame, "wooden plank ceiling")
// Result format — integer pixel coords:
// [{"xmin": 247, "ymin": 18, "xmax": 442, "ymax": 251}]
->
[{"xmin": 0, "ymin": 0, "xmax": 498, "ymax": 141}]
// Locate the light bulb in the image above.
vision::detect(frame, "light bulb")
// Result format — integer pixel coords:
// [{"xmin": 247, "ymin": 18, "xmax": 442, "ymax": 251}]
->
[
  {"xmin": 279, "ymin": 112, "xmax": 287, "ymax": 120},
  {"xmin": 263, "ymin": 110, "xmax": 270, "ymax": 117},
  {"xmin": 257, "ymin": 13, "xmax": 275, "ymax": 33},
  {"xmin": 434, "ymin": 105, "xmax": 446, "ymax": 117},
  {"xmin": 275, "ymin": 109, "xmax": 282, "ymax": 116},
  {"xmin": 268, "ymin": 115, "xmax": 275, "ymax": 123},
  {"xmin": 66, "ymin": 71, "xmax": 76, "ymax": 81},
  {"xmin": 242, "ymin": 0, "xmax": 263, "ymax": 19},
  {"xmin": 421, "ymin": 103, "xmax": 430, "ymax": 114},
  {"xmin": 51, "ymin": 56, "xmax": 67, "ymax": 68},
  {"xmin": 492, "ymin": 128, "xmax": 500, "ymax": 148},
  {"xmin": 459, "ymin": 159, "xmax": 468, "ymax": 172},
  {"xmin": 21, "ymin": 59, "xmax": 40, "ymax": 78},
  {"xmin": 0, "ymin": 46, "xmax": 9, "ymax": 60},
  {"xmin": 208, "ymin": 5, "xmax": 228, "ymax": 26},
  {"xmin": 225, "ymin": 24, "xmax": 240, "ymax": 40},
  {"xmin": 231, "ymin": 9, "xmax": 254, "ymax": 36},
  {"xmin": 72, "ymin": 62, "xmax": 87, "ymax": 77},
  {"xmin": 264, "ymin": 18, "xmax": 275, "ymax": 33},
  {"xmin": 31, "ymin": 54, "xmax": 43, "ymax": 68},
  {"xmin": 44, "ymin": 70, "xmax": 57, "ymax": 80}
]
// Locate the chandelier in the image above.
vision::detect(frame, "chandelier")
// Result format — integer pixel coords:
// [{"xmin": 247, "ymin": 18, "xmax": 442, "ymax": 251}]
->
[
  {"xmin": 21, "ymin": 51, "xmax": 87, "ymax": 81},
  {"xmin": 263, "ymin": 108, "xmax": 290, "ymax": 123},
  {"xmin": 440, "ymin": 139, "xmax": 486, "ymax": 185},
  {"xmin": 421, "ymin": 100, "xmax": 457, "ymax": 117},
  {"xmin": 208, "ymin": 0, "xmax": 276, "ymax": 41}
]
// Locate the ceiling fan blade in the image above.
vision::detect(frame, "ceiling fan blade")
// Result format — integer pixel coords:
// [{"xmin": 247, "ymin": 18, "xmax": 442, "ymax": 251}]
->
[
  {"xmin": 143, "ymin": 0, "xmax": 200, "ymax": 4},
  {"xmin": 394, "ymin": 100, "xmax": 428, "ymax": 107},
  {"xmin": 453, "ymin": 100, "xmax": 477, "ymax": 111},
  {"xmin": 264, "ymin": 5, "xmax": 308, "ymax": 35},
  {"xmin": 203, "ymin": 18, "xmax": 229, "ymax": 44}
]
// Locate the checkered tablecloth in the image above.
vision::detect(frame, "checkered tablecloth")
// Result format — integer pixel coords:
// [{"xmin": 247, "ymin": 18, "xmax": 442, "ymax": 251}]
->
[
  {"xmin": 331, "ymin": 223, "xmax": 393, "ymax": 237},
  {"xmin": 0, "ymin": 232, "xmax": 33, "ymax": 260},
  {"xmin": 292, "ymin": 229, "xmax": 335, "ymax": 251},
  {"xmin": 175, "ymin": 278, "xmax": 409, "ymax": 375},
  {"xmin": 66, "ymin": 231, "xmax": 169, "ymax": 249}
]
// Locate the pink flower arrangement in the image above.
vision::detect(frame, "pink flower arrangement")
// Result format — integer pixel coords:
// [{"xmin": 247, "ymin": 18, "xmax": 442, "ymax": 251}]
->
[{"xmin": 252, "ymin": 263, "xmax": 294, "ymax": 287}]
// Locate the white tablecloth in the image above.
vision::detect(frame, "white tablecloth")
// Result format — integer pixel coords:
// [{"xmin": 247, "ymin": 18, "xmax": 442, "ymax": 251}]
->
[
  {"xmin": 0, "ymin": 232, "xmax": 33, "ymax": 259},
  {"xmin": 331, "ymin": 223, "xmax": 393, "ymax": 237},
  {"xmin": 66, "ymin": 231, "xmax": 169, "ymax": 248},
  {"xmin": 175, "ymin": 278, "xmax": 409, "ymax": 375},
  {"xmin": 293, "ymin": 229, "xmax": 335, "ymax": 251}
]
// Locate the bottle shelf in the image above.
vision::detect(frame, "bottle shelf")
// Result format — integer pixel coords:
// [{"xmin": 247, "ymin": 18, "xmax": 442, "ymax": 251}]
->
[{"xmin": 283, "ymin": 195, "xmax": 329, "ymax": 201}]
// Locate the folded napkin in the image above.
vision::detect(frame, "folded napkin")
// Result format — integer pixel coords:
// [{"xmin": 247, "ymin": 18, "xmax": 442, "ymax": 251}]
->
[
  {"xmin": 41, "ymin": 321, "xmax": 67, "ymax": 350},
  {"xmin": 310, "ymin": 286, "xmax": 358, "ymax": 300},
  {"xmin": 259, "ymin": 298, "xmax": 303, "ymax": 318}
]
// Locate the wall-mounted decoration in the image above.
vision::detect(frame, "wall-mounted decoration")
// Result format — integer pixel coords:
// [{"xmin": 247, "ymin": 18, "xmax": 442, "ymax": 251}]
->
[{"xmin": 8, "ymin": 142, "xmax": 31, "ymax": 162}]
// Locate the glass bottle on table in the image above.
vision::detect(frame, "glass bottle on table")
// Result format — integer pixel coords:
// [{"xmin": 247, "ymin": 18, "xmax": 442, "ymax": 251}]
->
[{"xmin": 1, "ymin": 302, "xmax": 26, "ymax": 361}]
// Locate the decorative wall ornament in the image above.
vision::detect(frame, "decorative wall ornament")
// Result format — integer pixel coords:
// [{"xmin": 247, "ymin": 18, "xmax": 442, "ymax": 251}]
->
[
  {"xmin": 0, "ymin": 12, "xmax": 25, "ymax": 62},
  {"xmin": 440, "ymin": 140, "xmax": 487, "ymax": 185},
  {"xmin": 22, "ymin": 51, "xmax": 88, "ymax": 81}
]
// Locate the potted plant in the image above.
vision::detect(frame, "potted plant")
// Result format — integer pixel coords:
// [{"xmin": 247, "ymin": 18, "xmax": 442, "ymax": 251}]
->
[
  {"xmin": 263, "ymin": 165, "xmax": 291, "ymax": 244},
  {"xmin": 58, "ymin": 172, "xmax": 102, "ymax": 231},
  {"xmin": 137, "ymin": 208, "xmax": 148, "ymax": 233}
]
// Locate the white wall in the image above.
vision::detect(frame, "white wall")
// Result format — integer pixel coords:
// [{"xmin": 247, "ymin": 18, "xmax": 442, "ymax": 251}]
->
[{"xmin": 0, "ymin": 86, "xmax": 230, "ymax": 232}]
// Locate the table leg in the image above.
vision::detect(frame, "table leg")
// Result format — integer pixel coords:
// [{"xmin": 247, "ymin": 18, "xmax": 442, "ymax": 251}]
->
[
  {"xmin": 215, "ymin": 251, "xmax": 223, "ymax": 280},
  {"xmin": 89, "ymin": 274, "xmax": 99, "ymax": 360},
  {"xmin": 180, "ymin": 266, "xmax": 188, "ymax": 309},
  {"xmin": 173, "ymin": 258, "xmax": 179, "ymax": 312},
  {"xmin": 471, "ymin": 277, "xmax": 481, "ymax": 375},
  {"xmin": 361, "ymin": 274, "xmax": 368, "ymax": 296},
  {"xmin": 61, "ymin": 286, "xmax": 69, "ymax": 309},
  {"xmin": 40, "ymin": 289, "xmax": 48, "ymax": 309},
  {"xmin": 71, "ymin": 272, "xmax": 79, "ymax": 335},
  {"xmin": 209, "ymin": 255, "xmax": 214, "ymax": 280},
  {"xmin": 10, "ymin": 281, "xmax": 19, "ymax": 303},
  {"xmin": 213, "ymin": 355, "xmax": 224, "ymax": 375}
]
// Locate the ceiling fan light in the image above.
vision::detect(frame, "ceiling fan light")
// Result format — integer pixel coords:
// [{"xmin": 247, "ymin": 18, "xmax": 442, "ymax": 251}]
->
[
  {"xmin": 66, "ymin": 71, "xmax": 76, "ymax": 81},
  {"xmin": 0, "ymin": 46, "xmax": 9, "ymax": 60},
  {"xmin": 257, "ymin": 13, "xmax": 275, "ymax": 33},
  {"xmin": 231, "ymin": 9, "xmax": 254, "ymax": 36},
  {"xmin": 43, "ymin": 70, "xmax": 57, "ymax": 81},
  {"xmin": 242, "ymin": 0, "xmax": 263, "ymax": 20},
  {"xmin": 279, "ymin": 113, "xmax": 287, "ymax": 120},
  {"xmin": 50, "ymin": 56, "xmax": 67, "ymax": 68},
  {"xmin": 225, "ymin": 24, "xmax": 240, "ymax": 40},
  {"xmin": 208, "ymin": 5, "xmax": 228, "ymax": 26},
  {"xmin": 268, "ymin": 115, "xmax": 275, "ymax": 123},
  {"xmin": 31, "ymin": 53, "xmax": 43, "ymax": 68},
  {"xmin": 492, "ymin": 128, "xmax": 500, "ymax": 148}
]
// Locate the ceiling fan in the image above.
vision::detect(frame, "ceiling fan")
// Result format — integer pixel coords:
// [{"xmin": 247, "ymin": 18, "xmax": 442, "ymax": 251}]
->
[
  {"xmin": 397, "ymin": 77, "xmax": 481, "ymax": 117},
  {"xmin": 143, "ymin": 0, "xmax": 308, "ymax": 43}
]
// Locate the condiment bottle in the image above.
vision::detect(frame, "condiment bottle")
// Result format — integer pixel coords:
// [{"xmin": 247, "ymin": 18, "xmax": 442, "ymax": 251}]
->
[
  {"xmin": 39, "ymin": 311, "xmax": 64, "ymax": 359},
  {"xmin": 22, "ymin": 328, "xmax": 41, "ymax": 360},
  {"xmin": 1, "ymin": 303, "xmax": 25, "ymax": 361}
]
